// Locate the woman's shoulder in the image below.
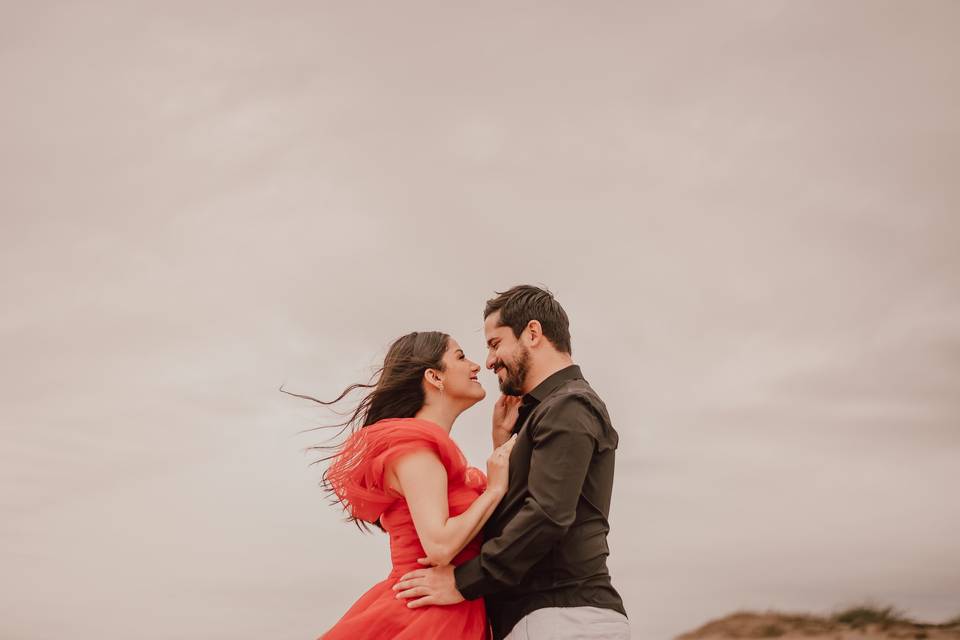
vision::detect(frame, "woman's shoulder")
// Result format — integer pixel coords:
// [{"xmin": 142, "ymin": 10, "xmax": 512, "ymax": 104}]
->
[
  {"xmin": 326, "ymin": 419, "xmax": 474, "ymax": 521},
  {"xmin": 342, "ymin": 418, "xmax": 467, "ymax": 475}
]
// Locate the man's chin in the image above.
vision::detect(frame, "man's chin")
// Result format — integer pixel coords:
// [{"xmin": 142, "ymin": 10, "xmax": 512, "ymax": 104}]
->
[{"xmin": 499, "ymin": 382, "xmax": 523, "ymax": 397}]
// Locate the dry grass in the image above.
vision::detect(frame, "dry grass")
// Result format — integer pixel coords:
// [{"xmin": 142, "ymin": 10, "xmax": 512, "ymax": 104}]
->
[{"xmin": 676, "ymin": 605, "xmax": 960, "ymax": 640}]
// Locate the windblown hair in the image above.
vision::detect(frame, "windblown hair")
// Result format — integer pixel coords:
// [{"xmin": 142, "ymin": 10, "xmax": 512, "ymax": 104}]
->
[{"xmin": 280, "ymin": 330, "xmax": 450, "ymax": 531}]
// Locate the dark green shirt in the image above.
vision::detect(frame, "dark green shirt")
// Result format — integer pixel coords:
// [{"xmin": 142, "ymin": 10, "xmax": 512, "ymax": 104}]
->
[{"xmin": 454, "ymin": 365, "xmax": 626, "ymax": 640}]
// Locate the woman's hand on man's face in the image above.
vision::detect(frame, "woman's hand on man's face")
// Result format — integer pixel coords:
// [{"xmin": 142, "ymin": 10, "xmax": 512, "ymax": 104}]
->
[{"xmin": 492, "ymin": 394, "xmax": 522, "ymax": 447}]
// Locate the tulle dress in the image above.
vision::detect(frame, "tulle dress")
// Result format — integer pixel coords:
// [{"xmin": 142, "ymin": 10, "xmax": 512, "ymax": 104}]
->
[{"xmin": 319, "ymin": 417, "xmax": 490, "ymax": 640}]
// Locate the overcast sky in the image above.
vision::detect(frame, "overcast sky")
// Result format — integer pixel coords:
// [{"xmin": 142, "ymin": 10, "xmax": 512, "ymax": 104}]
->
[{"xmin": 2, "ymin": 2, "xmax": 958, "ymax": 639}]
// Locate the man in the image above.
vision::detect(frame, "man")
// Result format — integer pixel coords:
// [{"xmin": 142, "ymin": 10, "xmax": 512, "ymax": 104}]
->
[{"xmin": 393, "ymin": 285, "xmax": 629, "ymax": 639}]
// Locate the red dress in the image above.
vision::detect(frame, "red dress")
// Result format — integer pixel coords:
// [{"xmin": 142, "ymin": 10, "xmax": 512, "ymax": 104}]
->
[{"xmin": 319, "ymin": 418, "xmax": 489, "ymax": 640}]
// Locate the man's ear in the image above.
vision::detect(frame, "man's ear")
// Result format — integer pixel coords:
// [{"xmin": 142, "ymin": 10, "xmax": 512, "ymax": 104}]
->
[{"xmin": 525, "ymin": 320, "xmax": 543, "ymax": 347}]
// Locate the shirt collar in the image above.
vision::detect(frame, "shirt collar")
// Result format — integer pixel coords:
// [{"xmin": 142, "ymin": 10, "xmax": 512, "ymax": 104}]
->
[{"xmin": 523, "ymin": 364, "xmax": 583, "ymax": 405}]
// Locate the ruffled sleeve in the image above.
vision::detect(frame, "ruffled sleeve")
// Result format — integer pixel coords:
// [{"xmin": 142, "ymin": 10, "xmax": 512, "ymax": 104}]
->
[
  {"xmin": 464, "ymin": 466, "xmax": 487, "ymax": 493},
  {"xmin": 325, "ymin": 418, "xmax": 469, "ymax": 523}
]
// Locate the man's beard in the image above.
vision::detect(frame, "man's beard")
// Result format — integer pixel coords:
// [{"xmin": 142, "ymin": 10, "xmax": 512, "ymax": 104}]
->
[{"xmin": 498, "ymin": 346, "xmax": 530, "ymax": 396}]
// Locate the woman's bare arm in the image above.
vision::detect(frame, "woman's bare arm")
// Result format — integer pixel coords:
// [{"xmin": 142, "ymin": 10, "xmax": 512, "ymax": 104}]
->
[{"xmin": 388, "ymin": 451, "xmax": 504, "ymax": 566}]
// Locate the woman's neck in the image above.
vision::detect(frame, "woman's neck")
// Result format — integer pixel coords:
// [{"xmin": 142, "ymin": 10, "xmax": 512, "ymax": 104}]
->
[{"xmin": 414, "ymin": 402, "xmax": 460, "ymax": 434}]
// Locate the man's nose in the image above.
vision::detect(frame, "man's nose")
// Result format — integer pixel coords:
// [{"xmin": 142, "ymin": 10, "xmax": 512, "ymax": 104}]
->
[{"xmin": 485, "ymin": 354, "xmax": 496, "ymax": 370}]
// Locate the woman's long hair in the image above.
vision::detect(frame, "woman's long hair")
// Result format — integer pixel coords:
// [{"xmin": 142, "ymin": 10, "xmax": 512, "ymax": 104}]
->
[{"xmin": 281, "ymin": 331, "xmax": 450, "ymax": 530}]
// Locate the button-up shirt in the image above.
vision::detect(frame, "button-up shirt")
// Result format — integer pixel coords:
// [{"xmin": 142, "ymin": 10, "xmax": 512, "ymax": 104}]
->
[{"xmin": 454, "ymin": 364, "xmax": 626, "ymax": 640}]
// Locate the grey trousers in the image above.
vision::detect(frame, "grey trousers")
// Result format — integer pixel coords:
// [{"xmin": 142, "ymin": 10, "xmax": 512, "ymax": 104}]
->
[{"xmin": 503, "ymin": 606, "xmax": 631, "ymax": 639}]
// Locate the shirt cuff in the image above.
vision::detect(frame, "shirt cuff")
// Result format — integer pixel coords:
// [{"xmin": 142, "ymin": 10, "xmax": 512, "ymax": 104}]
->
[{"xmin": 454, "ymin": 557, "xmax": 490, "ymax": 600}]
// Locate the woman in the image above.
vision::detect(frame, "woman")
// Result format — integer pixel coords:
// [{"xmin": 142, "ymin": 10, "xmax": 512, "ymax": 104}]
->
[{"xmin": 291, "ymin": 331, "xmax": 520, "ymax": 639}]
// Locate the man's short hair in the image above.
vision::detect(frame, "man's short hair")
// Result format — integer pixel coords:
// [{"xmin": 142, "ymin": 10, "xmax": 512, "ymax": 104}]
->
[{"xmin": 484, "ymin": 285, "xmax": 572, "ymax": 354}]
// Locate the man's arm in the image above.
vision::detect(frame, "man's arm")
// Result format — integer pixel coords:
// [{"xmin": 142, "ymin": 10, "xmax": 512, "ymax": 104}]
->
[{"xmin": 453, "ymin": 395, "xmax": 598, "ymax": 599}]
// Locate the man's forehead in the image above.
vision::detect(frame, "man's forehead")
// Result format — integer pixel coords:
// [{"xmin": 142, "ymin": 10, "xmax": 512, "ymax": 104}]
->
[
  {"xmin": 483, "ymin": 320, "xmax": 511, "ymax": 342},
  {"xmin": 483, "ymin": 312, "xmax": 502, "ymax": 330}
]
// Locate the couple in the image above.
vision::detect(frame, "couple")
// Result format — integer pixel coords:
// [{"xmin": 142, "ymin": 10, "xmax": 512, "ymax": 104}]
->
[{"xmin": 313, "ymin": 285, "xmax": 628, "ymax": 639}]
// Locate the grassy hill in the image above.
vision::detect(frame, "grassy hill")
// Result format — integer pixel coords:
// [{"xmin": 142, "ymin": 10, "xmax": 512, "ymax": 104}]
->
[{"xmin": 677, "ymin": 606, "xmax": 960, "ymax": 640}]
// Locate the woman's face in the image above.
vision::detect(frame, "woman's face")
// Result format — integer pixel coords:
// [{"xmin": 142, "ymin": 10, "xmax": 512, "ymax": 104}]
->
[{"xmin": 440, "ymin": 338, "xmax": 486, "ymax": 405}]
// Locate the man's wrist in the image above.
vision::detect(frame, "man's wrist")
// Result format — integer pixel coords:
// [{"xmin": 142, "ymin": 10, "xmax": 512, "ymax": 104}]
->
[{"xmin": 453, "ymin": 557, "xmax": 487, "ymax": 601}]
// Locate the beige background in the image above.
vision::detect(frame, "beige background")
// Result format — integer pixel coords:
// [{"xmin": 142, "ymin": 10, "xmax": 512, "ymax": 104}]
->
[{"xmin": 2, "ymin": 2, "xmax": 958, "ymax": 639}]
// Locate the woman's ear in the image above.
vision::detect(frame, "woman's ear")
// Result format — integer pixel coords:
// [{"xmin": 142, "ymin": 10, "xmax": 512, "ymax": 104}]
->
[{"xmin": 423, "ymin": 368, "xmax": 443, "ymax": 390}]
